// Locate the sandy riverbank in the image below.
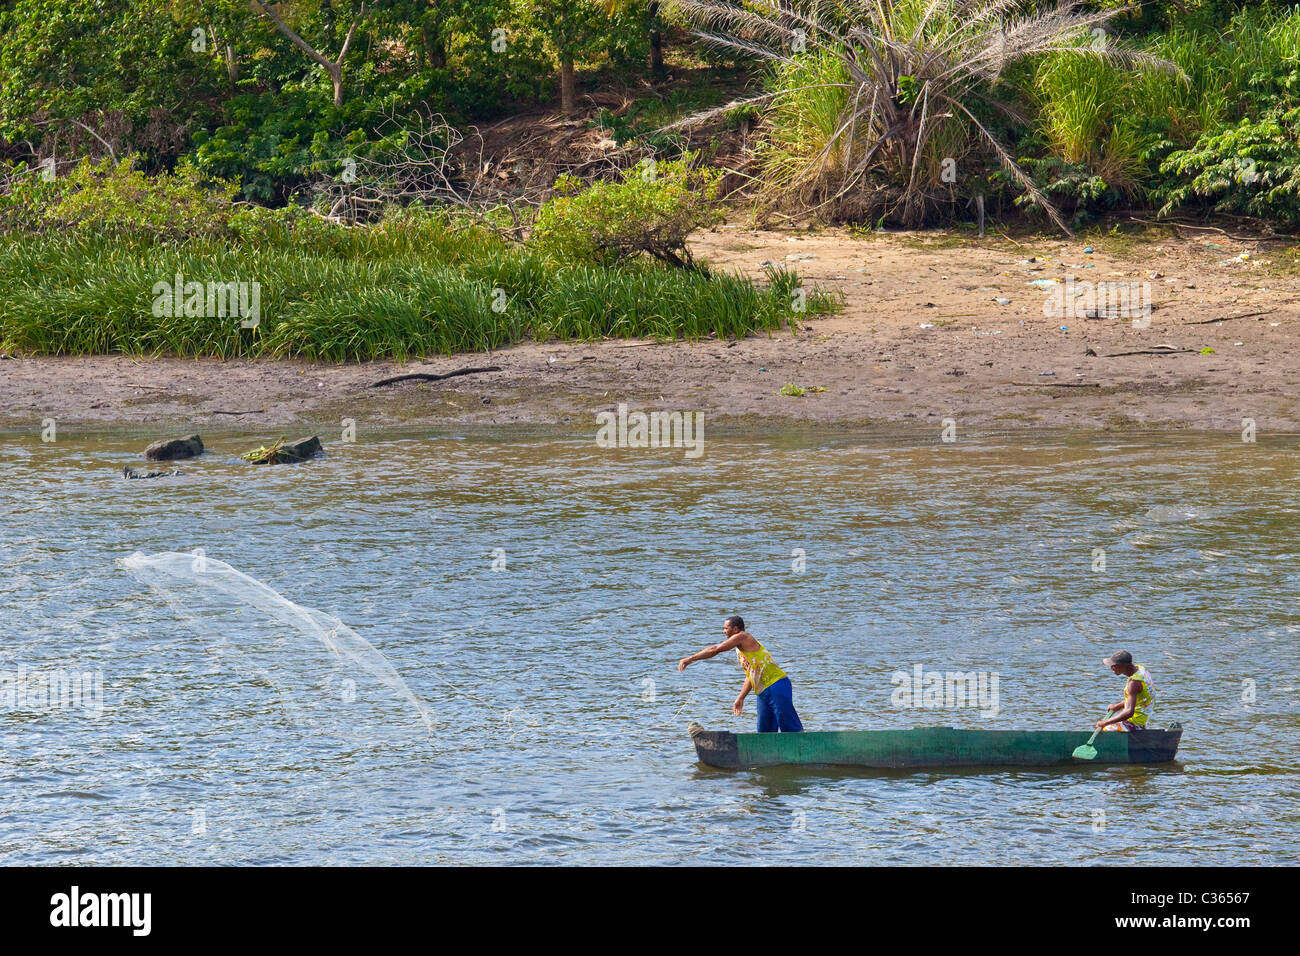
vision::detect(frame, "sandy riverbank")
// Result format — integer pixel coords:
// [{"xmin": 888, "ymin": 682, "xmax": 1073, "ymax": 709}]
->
[{"xmin": 3, "ymin": 225, "xmax": 1299, "ymax": 436}]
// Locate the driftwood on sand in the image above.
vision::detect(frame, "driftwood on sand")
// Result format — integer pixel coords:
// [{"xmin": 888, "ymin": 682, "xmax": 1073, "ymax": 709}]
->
[{"xmin": 369, "ymin": 366, "xmax": 501, "ymax": 388}]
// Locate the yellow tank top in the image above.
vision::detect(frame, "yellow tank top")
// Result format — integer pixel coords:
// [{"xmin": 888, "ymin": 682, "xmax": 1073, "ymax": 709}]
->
[
  {"xmin": 736, "ymin": 642, "xmax": 787, "ymax": 695},
  {"xmin": 1126, "ymin": 664, "xmax": 1154, "ymax": 726}
]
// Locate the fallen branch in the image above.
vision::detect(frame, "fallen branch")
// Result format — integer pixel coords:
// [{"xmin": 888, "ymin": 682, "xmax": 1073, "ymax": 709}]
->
[
  {"xmin": 1104, "ymin": 348, "xmax": 1194, "ymax": 357},
  {"xmin": 1126, "ymin": 216, "xmax": 1300, "ymax": 243},
  {"xmin": 211, "ymin": 409, "xmax": 266, "ymax": 415},
  {"xmin": 1085, "ymin": 303, "xmax": 1161, "ymax": 319},
  {"xmin": 1011, "ymin": 381, "xmax": 1101, "ymax": 388},
  {"xmin": 1184, "ymin": 308, "xmax": 1279, "ymax": 325},
  {"xmin": 369, "ymin": 366, "xmax": 501, "ymax": 388}
]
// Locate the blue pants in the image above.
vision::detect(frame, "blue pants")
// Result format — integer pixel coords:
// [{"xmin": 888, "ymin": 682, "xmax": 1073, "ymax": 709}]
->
[{"xmin": 756, "ymin": 677, "xmax": 803, "ymax": 733}]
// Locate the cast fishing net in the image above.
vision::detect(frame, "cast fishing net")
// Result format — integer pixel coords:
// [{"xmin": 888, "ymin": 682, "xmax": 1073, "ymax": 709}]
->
[{"xmin": 118, "ymin": 550, "xmax": 434, "ymax": 744}]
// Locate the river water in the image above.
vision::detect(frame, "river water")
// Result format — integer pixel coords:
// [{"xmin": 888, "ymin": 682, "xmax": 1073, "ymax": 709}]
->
[{"xmin": 1, "ymin": 428, "xmax": 1295, "ymax": 864}]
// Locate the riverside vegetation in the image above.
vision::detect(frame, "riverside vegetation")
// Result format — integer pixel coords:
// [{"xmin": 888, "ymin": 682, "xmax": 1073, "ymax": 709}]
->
[
  {"xmin": 2, "ymin": 1, "xmax": 1298, "ymax": 359},
  {"xmin": 0, "ymin": 158, "xmax": 833, "ymax": 359}
]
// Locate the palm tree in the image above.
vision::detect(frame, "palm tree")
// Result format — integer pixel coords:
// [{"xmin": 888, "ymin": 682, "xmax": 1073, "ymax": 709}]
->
[{"xmin": 665, "ymin": 0, "xmax": 1180, "ymax": 232}]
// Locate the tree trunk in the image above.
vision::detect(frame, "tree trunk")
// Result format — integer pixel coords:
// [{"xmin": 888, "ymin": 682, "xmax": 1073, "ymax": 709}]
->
[
  {"xmin": 422, "ymin": 23, "xmax": 446, "ymax": 70},
  {"xmin": 225, "ymin": 45, "xmax": 239, "ymax": 85},
  {"xmin": 329, "ymin": 63, "xmax": 344, "ymax": 107},
  {"xmin": 251, "ymin": 0, "xmax": 362, "ymax": 110},
  {"xmin": 649, "ymin": 2, "xmax": 665, "ymax": 79},
  {"xmin": 560, "ymin": 59, "xmax": 577, "ymax": 117}
]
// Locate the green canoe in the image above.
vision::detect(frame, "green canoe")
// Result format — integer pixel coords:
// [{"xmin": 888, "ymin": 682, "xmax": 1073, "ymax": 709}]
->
[{"xmin": 688, "ymin": 721, "xmax": 1183, "ymax": 770}]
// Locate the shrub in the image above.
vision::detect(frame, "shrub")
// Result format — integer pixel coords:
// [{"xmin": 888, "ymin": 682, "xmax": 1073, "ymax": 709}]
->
[
  {"xmin": 1156, "ymin": 109, "xmax": 1300, "ymax": 225},
  {"xmin": 529, "ymin": 159, "xmax": 723, "ymax": 267},
  {"xmin": 228, "ymin": 203, "xmax": 355, "ymax": 255},
  {"xmin": 0, "ymin": 162, "xmax": 63, "ymax": 233},
  {"xmin": 1033, "ymin": 55, "xmax": 1154, "ymax": 199},
  {"xmin": 1024, "ymin": 5, "xmax": 1300, "ymax": 224},
  {"xmin": 7, "ymin": 156, "xmax": 239, "ymax": 240}
]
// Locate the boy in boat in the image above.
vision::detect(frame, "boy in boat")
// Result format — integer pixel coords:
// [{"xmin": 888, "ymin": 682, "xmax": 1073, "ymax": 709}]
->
[
  {"xmin": 1095, "ymin": 650, "xmax": 1154, "ymax": 732},
  {"xmin": 678, "ymin": 616, "xmax": 803, "ymax": 733}
]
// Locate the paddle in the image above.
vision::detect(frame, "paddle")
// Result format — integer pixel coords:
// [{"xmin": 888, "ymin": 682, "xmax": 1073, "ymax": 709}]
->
[{"xmin": 1072, "ymin": 715, "xmax": 1111, "ymax": 760}]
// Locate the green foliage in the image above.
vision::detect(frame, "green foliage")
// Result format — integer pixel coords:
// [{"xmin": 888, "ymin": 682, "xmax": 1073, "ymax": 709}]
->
[
  {"xmin": 1026, "ymin": 5, "xmax": 1300, "ymax": 223},
  {"xmin": 227, "ymin": 202, "xmax": 353, "ymax": 252},
  {"xmin": 1013, "ymin": 155, "xmax": 1118, "ymax": 228},
  {"xmin": 673, "ymin": 0, "xmax": 1161, "ymax": 231},
  {"xmin": 1157, "ymin": 109, "xmax": 1300, "ymax": 224},
  {"xmin": 529, "ymin": 159, "xmax": 724, "ymax": 267},
  {"xmin": 0, "ymin": 0, "xmax": 224, "ymax": 167},
  {"xmin": 1, "ymin": 156, "xmax": 237, "ymax": 238},
  {"xmin": 0, "ymin": 0, "xmax": 666, "ymax": 202},
  {"xmin": 0, "ymin": 163, "xmax": 63, "ymax": 233},
  {"xmin": 191, "ymin": 89, "xmax": 372, "ymax": 203},
  {"xmin": 9, "ymin": 0, "xmax": 1300, "ymax": 238}
]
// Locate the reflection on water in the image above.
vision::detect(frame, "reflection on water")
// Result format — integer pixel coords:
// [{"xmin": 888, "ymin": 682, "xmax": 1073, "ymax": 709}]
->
[{"xmin": 0, "ymin": 429, "xmax": 1296, "ymax": 864}]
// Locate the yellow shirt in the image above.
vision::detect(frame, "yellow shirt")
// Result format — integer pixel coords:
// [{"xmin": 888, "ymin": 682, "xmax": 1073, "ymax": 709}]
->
[
  {"xmin": 736, "ymin": 642, "xmax": 787, "ymax": 695},
  {"xmin": 1127, "ymin": 664, "xmax": 1154, "ymax": 726}
]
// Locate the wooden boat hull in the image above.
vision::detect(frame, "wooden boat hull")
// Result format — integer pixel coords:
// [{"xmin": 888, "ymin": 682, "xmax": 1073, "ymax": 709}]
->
[{"xmin": 688, "ymin": 722, "xmax": 1182, "ymax": 770}]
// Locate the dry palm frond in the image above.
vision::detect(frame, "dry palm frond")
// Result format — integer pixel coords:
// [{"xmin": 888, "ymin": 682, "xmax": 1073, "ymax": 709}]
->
[
  {"xmin": 665, "ymin": 0, "xmax": 1183, "ymax": 233},
  {"xmin": 240, "ymin": 438, "xmax": 287, "ymax": 464}
]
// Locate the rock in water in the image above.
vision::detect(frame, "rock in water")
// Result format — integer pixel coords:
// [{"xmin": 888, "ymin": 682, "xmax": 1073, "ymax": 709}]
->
[
  {"xmin": 276, "ymin": 436, "xmax": 323, "ymax": 463},
  {"xmin": 124, "ymin": 466, "xmax": 180, "ymax": 479},
  {"xmin": 242, "ymin": 436, "xmax": 323, "ymax": 464},
  {"xmin": 144, "ymin": 434, "xmax": 204, "ymax": 461}
]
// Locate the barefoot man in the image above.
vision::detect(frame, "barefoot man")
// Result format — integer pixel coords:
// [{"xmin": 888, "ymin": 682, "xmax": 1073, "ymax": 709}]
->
[
  {"xmin": 1095, "ymin": 650, "xmax": 1154, "ymax": 732},
  {"xmin": 678, "ymin": 616, "xmax": 804, "ymax": 733}
]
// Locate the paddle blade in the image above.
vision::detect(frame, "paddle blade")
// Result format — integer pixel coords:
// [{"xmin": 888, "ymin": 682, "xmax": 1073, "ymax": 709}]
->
[{"xmin": 1072, "ymin": 743, "xmax": 1098, "ymax": 760}]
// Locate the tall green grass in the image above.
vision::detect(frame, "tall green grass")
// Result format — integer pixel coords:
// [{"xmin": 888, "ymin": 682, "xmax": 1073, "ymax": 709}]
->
[
  {"xmin": 755, "ymin": 50, "xmax": 852, "ymax": 210},
  {"xmin": 0, "ymin": 215, "xmax": 834, "ymax": 360},
  {"xmin": 1032, "ymin": 5, "xmax": 1300, "ymax": 201},
  {"xmin": 1033, "ymin": 55, "xmax": 1153, "ymax": 197}
]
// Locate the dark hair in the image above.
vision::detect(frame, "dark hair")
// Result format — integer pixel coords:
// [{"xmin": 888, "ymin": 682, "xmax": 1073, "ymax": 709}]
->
[{"xmin": 725, "ymin": 615, "xmax": 744, "ymax": 630}]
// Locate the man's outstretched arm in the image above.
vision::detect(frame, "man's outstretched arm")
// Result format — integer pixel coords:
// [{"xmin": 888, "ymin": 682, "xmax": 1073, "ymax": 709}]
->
[{"xmin": 678, "ymin": 633, "xmax": 746, "ymax": 671}]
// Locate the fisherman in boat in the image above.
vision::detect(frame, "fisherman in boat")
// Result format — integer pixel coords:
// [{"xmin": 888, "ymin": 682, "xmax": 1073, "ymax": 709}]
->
[
  {"xmin": 678, "ymin": 616, "xmax": 803, "ymax": 733},
  {"xmin": 1095, "ymin": 650, "xmax": 1154, "ymax": 732}
]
